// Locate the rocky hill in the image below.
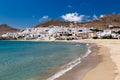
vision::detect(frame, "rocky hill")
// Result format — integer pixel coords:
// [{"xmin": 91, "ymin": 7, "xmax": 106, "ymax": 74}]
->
[
  {"xmin": 35, "ymin": 14, "xmax": 120, "ymax": 30},
  {"xmin": 35, "ymin": 19, "xmax": 70, "ymax": 27},
  {"xmin": 0, "ymin": 24, "xmax": 19, "ymax": 35},
  {"xmin": 80, "ymin": 14, "xmax": 120, "ymax": 29}
]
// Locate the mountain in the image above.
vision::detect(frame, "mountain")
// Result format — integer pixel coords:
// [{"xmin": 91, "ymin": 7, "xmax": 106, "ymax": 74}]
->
[
  {"xmin": 79, "ymin": 14, "xmax": 120, "ymax": 29},
  {"xmin": 35, "ymin": 19, "xmax": 70, "ymax": 27},
  {"xmin": 0, "ymin": 24, "xmax": 19, "ymax": 35},
  {"xmin": 35, "ymin": 14, "xmax": 120, "ymax": 30}
]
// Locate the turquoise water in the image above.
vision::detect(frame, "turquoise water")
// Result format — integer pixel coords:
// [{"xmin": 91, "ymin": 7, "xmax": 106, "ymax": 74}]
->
[{"xmin": 0, "ymin": 41, "xmax": 87, "ymax": 80}]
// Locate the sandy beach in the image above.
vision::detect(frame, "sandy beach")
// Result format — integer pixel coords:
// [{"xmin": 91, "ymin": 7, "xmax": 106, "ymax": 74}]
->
[
  {"xmin": 10, "ymin": 39, "xmax": 120, "ymax": 80},
  {"xmin": 55, "ymin": 39, "xmax": 120, "ymax": 80}
]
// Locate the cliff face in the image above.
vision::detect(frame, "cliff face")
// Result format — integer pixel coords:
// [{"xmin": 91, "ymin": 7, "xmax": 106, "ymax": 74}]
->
[
  {"xmin": 35, "ymin": 14, "xmax": 120, "ymax": 30},
  {"xmin": 0, "ymin": 24, "xmax": 19, "ymax": 35}
]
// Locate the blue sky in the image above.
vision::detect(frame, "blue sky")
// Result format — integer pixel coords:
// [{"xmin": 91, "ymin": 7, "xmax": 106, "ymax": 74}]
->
[{"xmin": 0, "ymin": 0, "xmax": 120, "ymax": 29}]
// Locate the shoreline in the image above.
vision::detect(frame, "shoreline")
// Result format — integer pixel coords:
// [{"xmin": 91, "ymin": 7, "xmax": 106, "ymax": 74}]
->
[
  {"xmin": 0, "ymin": 39, "xmax": 119, "ymax": 80},
  {"xmin": 34, "ymin": 39, "xmax": 116, "ymax": 80},
  {"xmin": 66, "ymin": 39, "xmax": 117, "ymax": 80},
  {"xmin": 46, "ymin": 43, "xmax": 92, "ymax": 80},
  {"xmin": 36, "ymin": 39, "xmax": 117, "ymax": 80},
  {"xmin": 82, "ymin": 41, "xmax": 115, "ymax": 80},
  {"xmin": 55, "ymin": 43, "xmax": 101, "ymax": 80},
  {"xmin": 35, "ymin": 42, "xmax": 92, "ymax": 80}
]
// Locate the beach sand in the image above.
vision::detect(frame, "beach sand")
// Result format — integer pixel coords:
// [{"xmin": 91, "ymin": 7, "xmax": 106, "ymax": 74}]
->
[
  {"xmin": 56, "ymin": 44, "xmax": 101, "ymax": 80},
  {"xmin": 56, "ymin": 39, "xmax": 120, "ymax": 80}
]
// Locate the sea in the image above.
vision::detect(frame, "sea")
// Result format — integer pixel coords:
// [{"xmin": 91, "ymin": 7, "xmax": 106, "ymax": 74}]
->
[{"xmin": 0, "ymin": 41, "xmax": 89, "ymax": 80}]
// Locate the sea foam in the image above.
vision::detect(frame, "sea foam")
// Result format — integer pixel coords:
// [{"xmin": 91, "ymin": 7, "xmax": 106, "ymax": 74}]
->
[
  {"xmin": 47, "ymin": 43, "xmax": 91, "ymax": 80},
  {"xmin": 82, "ymin": 44, "xmax": 91, "ymax": 58},
  {"xmin": 47, "ymin": 58, "xmax": 81, "ymax": 80}
]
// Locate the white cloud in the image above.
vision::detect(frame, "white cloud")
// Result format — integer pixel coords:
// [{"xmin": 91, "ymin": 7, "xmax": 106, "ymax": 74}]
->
[
  {"xmin": 93, "ymin": 14, "xmax": 98, "ymax": 20},
  {"xmin": 39, "ymin": 16, "xmax": 49, "ymax": 22},
  {"xmin": 42, "ymin": 16, "xmax": 49, "ymax": 19},
  {"xmin": 99, "ymin": 14, "xmax": 104, "ymax": 18},
  {"xmin": 61, "ymin": 12, "xmax": 88, "ymax": 22}
]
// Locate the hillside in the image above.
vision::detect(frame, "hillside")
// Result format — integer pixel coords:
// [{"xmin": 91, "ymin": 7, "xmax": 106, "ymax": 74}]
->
[
  {"xmin": 0, "ymin": 24, "xmax": 19, "ymax": 35},
  {"xmin": 79, "ymin": 14, "xmax": 120, "ymax": 29},
  {"xmin": 35, "ymin": 14, "xmax": 120, "ymax": 30},
  {"xmin": 35, "ymin": 19, "xmax": 70, "ymax": 27}
]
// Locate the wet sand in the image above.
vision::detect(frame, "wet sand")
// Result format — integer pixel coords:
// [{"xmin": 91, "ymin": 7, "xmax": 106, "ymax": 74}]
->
[
  {"xmin": 22, "ymin": 39, "xmax": 119, "ymax": 80},
  {"xmin": 56, "ymin": 44, "xmax": 101, "ymax": 80},
  {"xmin": 56, "ymin": 39, "xmax": 118, "ymax": 80}
]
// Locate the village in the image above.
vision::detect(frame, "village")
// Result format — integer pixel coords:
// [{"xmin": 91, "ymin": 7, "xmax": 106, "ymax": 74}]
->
[{"xmin": 0, "ymin": 24, "xmax": 120, "ymax": 40}]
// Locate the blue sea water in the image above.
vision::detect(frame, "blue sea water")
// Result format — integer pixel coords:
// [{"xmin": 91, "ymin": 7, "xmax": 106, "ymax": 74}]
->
[{"xmin": 0, "ymin": 41, "xmax": 87, "ymax": 80}]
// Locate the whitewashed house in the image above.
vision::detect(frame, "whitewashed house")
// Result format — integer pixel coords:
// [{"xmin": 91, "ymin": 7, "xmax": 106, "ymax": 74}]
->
[{"xmin": 97, "ymin": 30, "xmax": 112, "ymax": 38}]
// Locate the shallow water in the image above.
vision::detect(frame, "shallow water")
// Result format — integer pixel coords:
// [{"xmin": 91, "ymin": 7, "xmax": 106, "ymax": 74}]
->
[{"xmin": 0, "ymin": 41, "xmax": 87, "ymax": 80}]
